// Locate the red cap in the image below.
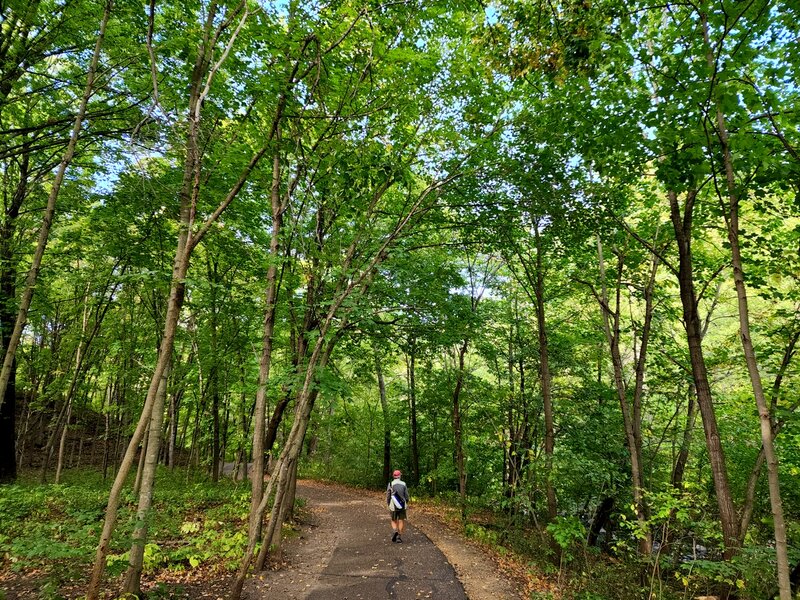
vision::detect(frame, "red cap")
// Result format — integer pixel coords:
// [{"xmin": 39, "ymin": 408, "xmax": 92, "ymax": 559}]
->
[{"xmin": 392, "ymin": 470, "xmax": 402, "ymax": 478}]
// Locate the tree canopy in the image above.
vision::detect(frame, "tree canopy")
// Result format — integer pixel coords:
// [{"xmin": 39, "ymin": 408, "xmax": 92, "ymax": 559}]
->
[{"xmin": 1, "ymin": 0, "xmax": 799, "ymax": 598}]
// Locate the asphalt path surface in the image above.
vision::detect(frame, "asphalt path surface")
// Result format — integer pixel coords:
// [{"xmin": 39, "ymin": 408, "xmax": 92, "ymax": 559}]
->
[{"xmin": 247, "ymin": 481, "xmax": 467, "ymax": 599}]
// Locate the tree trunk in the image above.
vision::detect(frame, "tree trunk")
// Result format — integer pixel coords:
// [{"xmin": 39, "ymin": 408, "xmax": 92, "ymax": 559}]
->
[
  {"xmin": 236, "ymin": 258, "xmax": 383, "ymax": 596},
  {"xmin": 671, "ymin": 389, "xmax": 697, "ymax": 489},
  {"xmin": 596, "ymin": 238, "xmax": 652, "ymax": 555},
  {"xmin": 54, "ymin": 401, "xmax": 72, "ymax": 484},
  {"xmin": 739, "ymin": 330, "xmax": 799, "ymax": 537},
  {"xmin": 702, "ymin": 15, "xmax": 790, "ymax": 591},
  {"xmin": 88, "ymin": 3, "xmax": 256, "ymax": 590},
  {"xmin": 211, "ymin": 372, "xmax": 220, "ymax": 481},
  {"xmin": 407, "ymin": 340, "xmax": 420, "ymax": 485},
  {"xmin": 267, "ymin": 456, "xmax": 298, "ymax": 561},
  {"xmin": 250, "ymin": 151, "xmax": 286, "ymax": 530},
  {"xmin": 0, "ymin": 144, "xmax": 27, "ymax": 483},
  {"xmin": 55, "ymin": 286, "xmax": 92, "ymax": 483},
  {"xmin": 375, "ymin": 349, "xmax": 391, "ymax": 485},
  {"xmin": 233, "ymin": 335, "xmax": 338, "ymax": 599},
  {"xmin": 671, "ymin": 284, "xmax": 719, "ymax": 491},
  {"xmin": 39, "ymin": 395, "xmax": 71, "ymax": 483},
  {"xmin": 668, "ymin": 188, "xmax": 740, "ymax": 557},
  {"xmin": 122, "ymin": 364, "xmax": 170, "ymax": 597},
  {"xmin": 102, "ymin": 383, "xmax": 112, "ymax": 480},
  {"xmin": 209, "ymin": 270, "xmax": 221, "ymax": 481},
  {"xmin": 452, "ymin": 339, "xmax": 468, "ymax": 525},
  {"xmin": 167, "ymin": 388, "xmax": 179, "ymax": 469},
  {"xmin": 133, "ymin": 425, "xmax": 148, "ymax": 498},
  {"xmin": 533, "ymin": 223, "xmax": 557, "ymax": 522},
  {"xmin": 504, "ymin": 322, "xmax": 515, "ymax": 495}
]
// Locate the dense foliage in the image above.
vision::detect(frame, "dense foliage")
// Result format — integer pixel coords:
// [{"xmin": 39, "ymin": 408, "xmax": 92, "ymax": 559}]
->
[{"xmin": 1, "ymin": 0, "xmax": 799, "ymax": 598}]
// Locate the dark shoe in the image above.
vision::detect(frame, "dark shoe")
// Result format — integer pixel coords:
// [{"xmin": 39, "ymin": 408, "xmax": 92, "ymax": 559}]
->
[
  {"xmin": 392, "ymin": 531, "xmax": 398, "ymax": 542},
  {"xmin": 396, "ymin": 536, "xmax": 403, "ymax": 543}
]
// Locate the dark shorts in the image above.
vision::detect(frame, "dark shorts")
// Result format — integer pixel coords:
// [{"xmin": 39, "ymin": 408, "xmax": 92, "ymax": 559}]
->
[{"xmin": 390, "ymin": 509, "xmax": 407, "ymax": 521}]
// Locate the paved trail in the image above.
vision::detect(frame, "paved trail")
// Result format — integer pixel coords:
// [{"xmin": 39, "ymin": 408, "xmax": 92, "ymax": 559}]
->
[{"xmin": 245, "ymin": 481, "xmax": 467, "ymax": 599}]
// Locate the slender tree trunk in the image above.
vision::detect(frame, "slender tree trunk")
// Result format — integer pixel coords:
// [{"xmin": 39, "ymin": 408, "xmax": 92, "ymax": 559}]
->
[
  {"xmin": 211, "ymin": 372, "xmax": 220, "ymax": 480},
  {"xmin": 739, "ymin": 329, "xmax": 799, "ymax": 536},
  {"xmin": 122, "ymin": 365, "xmax": 170, "ymax": 597},
  {"xmin": 54, "ymin": 401, "xmax": 73, "ymax": 484},
  {"xmin": 255, "ymin": 349, "xmax": 333, "ymax": 570},
  {"xmin": 87, "ymin": 1, "xmax": 263, "ymax": 589},
  {"xmin": 668, "ymin": 188, "xmax": 740, "ymax": 557},
  {"xmin": 55, "ymin": 286, "xmax": 92, "ymax": 483},
  {"xmin": 596, "ymin": 238, "xmax": 652, "ymax": 555},
  {"xmin": 375, "ymin": 349, "xmax": 391, "ymax": 485},
  {"xmin": 703, "ymin": 16, "xmax": 790, "ymax": 591},
  {"xmin": 88, "ymin": 9, "xmax": 208, "ymax": 592},
  {"xmin": 671, "ymin": 284, "xmax": 718, "ymax": 490},
  {"xmin": 533, "ymin": 224, "xmax": 557, "ymax": 522},
  {"xmin": 452, "ymin": 339, "xmax": 468, "ymax": 525},
  {"xmin": 250, "ymin": 151, "xmax": 286, "ymax": 530},
  {"xmin": 266, "ymin": 453, "xmax": 299, "ymax": 561},
  {"xmin": 407, "ymin": 340, "xmax": 420, "ymax": 485},
  {"xmin": 0, "ymin": 145, "xmax": 27, "ymax": 483},
  {"xmin": 205, "ymin": 258, "xmax": 221, "ymax": 481},
  {"xmin": 102, "ymin": 385, "xmax": 111, "ymax": 480},
  {"xmin": 504, "ymin": 321, "xmax": 515, "ymax": 495},
  {"xmin": 233, "ymin": 336, "xmax": 338, "ymax": 599},
  {"xmin": 671, "ymin": 390, "xmax": 697, "ymax": 489},
  {"xmin": 15, "ymin": 394, "xmax": 31, "ymax": 471},
  {"xmin": 0, "ymin": 0, "xmax": 111, "ymax": 412},
  {"xmin": 40, "ymin": 395, "xmax": 71, "ymax": 483},
  {"xmin": 133, "ymin": 427, "xmax": 148, "ymax": 497},
  {"xmin": 168, "ymin": 389, "xmax": 178, "ymax": 469},
  {"xmin": 237, "ymin": 262, "xmax": 379, "ymax": 597}
]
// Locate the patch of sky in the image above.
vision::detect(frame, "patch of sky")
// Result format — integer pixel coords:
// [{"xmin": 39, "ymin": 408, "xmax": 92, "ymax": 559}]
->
[
  {"xmin": 484, "ymin": 4, "xmax": 498, "ymax": 26},
  {"xmin": 90, "ymin": 139, "xmax": 167, "ymax": 196},
  {"xmin": 257, "ymin": 0, "xmax": 289, "ymax": 18}
]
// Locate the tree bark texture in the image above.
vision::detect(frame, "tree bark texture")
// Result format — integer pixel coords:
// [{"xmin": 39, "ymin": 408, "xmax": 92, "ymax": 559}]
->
[{"xmin": 667, "ymin": 188, "xmax": 740, "ymax": 557}]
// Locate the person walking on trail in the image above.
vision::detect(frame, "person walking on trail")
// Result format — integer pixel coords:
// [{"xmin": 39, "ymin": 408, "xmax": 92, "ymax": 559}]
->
[{"xmin": 387, "ymin": 469, "xmax": 410, "ymax": 543}]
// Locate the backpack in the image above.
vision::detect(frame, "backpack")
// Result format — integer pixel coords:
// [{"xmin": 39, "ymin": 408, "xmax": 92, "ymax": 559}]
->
[
  {"xmin": 390, "ymin": 493, "xmax": 405, "ymax": 510},
  {"xmin": 387, "ymin": 482, "xmax": 406, "ymax": 510}
]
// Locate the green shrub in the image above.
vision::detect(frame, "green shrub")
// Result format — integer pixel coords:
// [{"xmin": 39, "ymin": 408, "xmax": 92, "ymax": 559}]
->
[{"xmin": 546, "ymin": 516, "xmax": 587, "ymax": 564}]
